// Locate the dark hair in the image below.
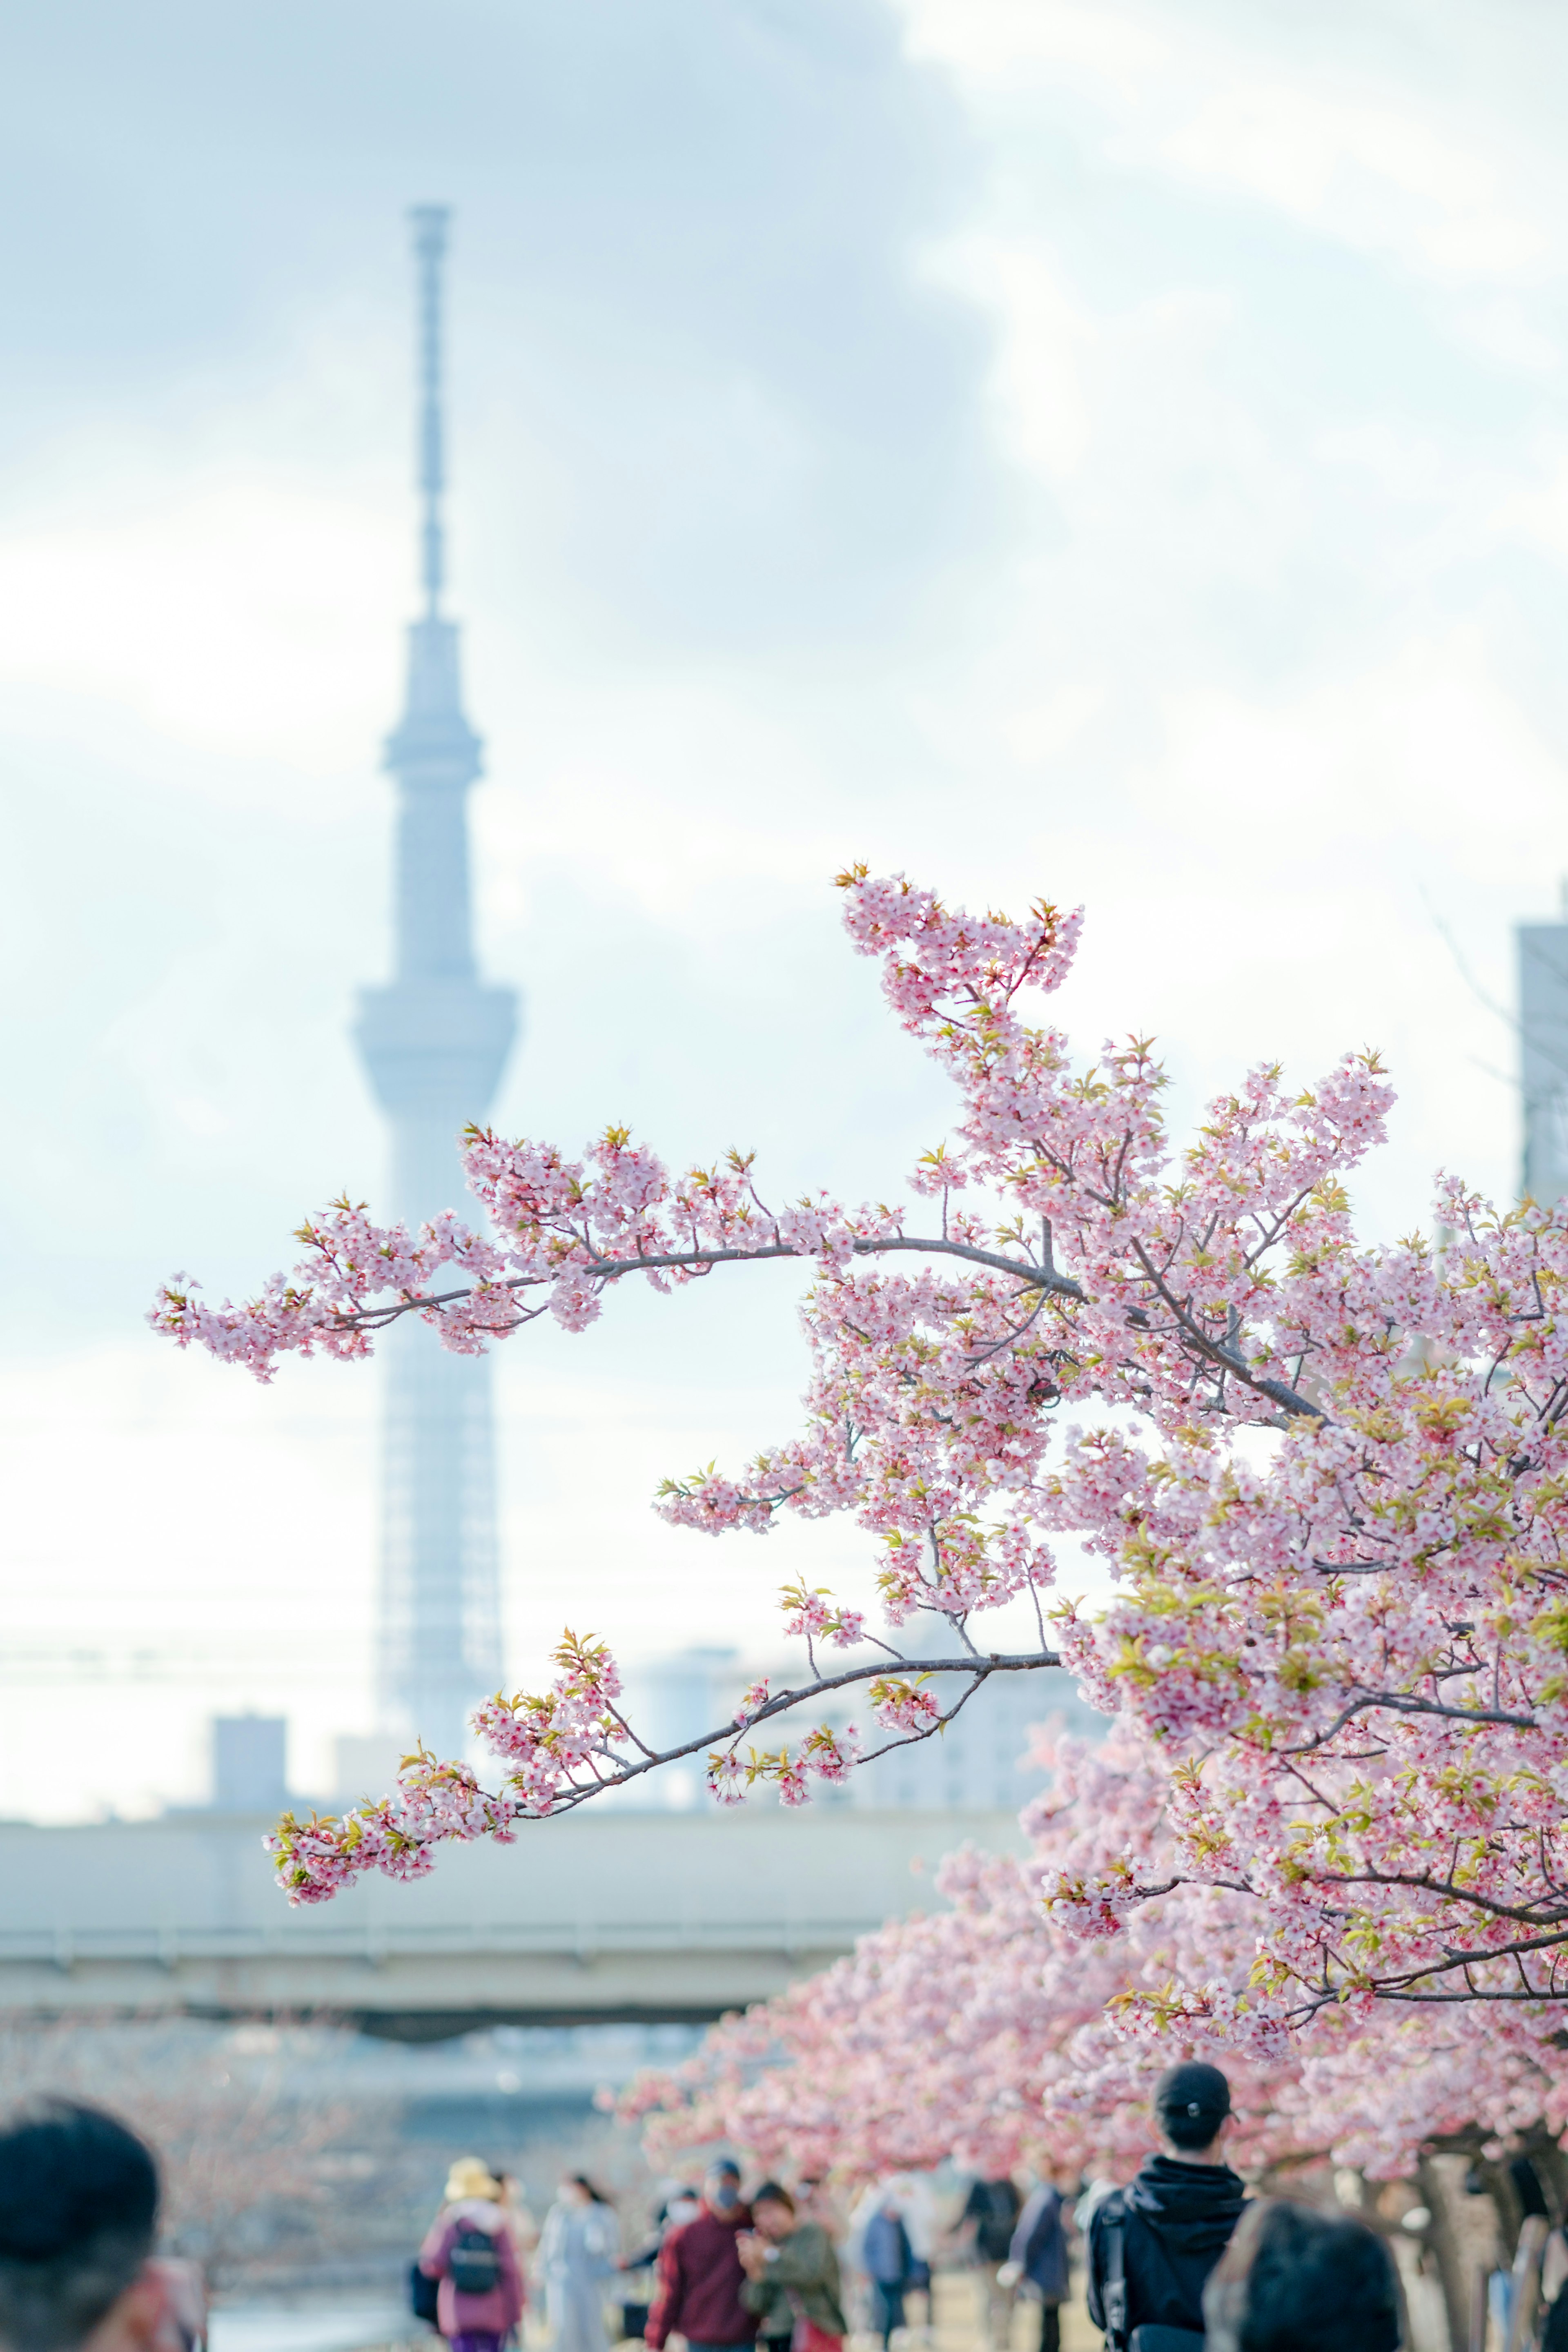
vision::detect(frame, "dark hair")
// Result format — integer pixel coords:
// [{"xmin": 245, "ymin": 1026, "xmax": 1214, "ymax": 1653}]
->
[
  {"xmin": 569, "ymin": 2174, "xmax": 612, "ymax": 2206},
  {"xmin": 752, "ymin": 2183, "xmax": 795, "ymax": 2215},
  {"xmin": 1205, "ymin": 2200, "xmax": 1401, "ymax": 2352},
  {"xmin": 1156, "ymin": 2060, "xmax": 1232, "ymax": 2152},
  {"xmin": 707, "ymin": 2159, "xmax": 742, "ymax": 2180},
  {"xmin": 0, "ymin": 2100, "xmax": 160, "ymax": 2352}
]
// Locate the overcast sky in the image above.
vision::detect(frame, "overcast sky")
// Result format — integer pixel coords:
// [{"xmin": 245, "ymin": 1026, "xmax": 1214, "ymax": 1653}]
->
[{"xmin": 5, "ymin": 0, "xmax": 1568, "ymax": 1816}]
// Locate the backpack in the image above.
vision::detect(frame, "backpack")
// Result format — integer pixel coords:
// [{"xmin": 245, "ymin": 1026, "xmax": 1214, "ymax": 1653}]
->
[
  {"xmin": 1098, "ymin": 2196, "xmax": 1205, "ymax": 2352},
  {"xmin": 448, "ymin": 2224, "xmax": 502, "ymax": 2296}
]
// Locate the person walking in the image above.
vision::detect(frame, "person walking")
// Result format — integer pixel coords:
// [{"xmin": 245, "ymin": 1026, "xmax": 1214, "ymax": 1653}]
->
[
  {"xmin": 739, "ymin": 2182, "xmax": 847, "ymax": 2352},
  {"xmin": 646, "ymin": 2159, "xmax": 758, "ymax": 2352},
  {"xmin": 539, "ymin": 2176, "xmax": 619, "ymax": 2352},
  {"xmin": 1086, "ymin": 2064, "xmax": 1246, "ymax": 2352},
  {"xmin": 622, "ymin": 2188, "xmax": 703, "ymax": 2274},
  {"xmin": 1001, "ymin": 2172, "xmax": 1070, "ymax": 2352},
  {"xmin": 418, "ymin": 2156, "xmax": 526, "ymax": 2352},
  {"xmin": 859, "ymin": 2189, "xmax": 918, "ymax": 2352},
  {"xmin": 962, "ymin": 2177, "xmax": 1024, "ymax": 2352},
  {"xmin": 619, "ymin": 2188, "xmax": 701, "ymax": 2342}
]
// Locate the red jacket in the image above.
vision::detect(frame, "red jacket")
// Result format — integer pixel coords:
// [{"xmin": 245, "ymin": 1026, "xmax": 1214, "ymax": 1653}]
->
[{"xmin": 646, "ymin": 2203, "xmax": 757, "ymax": 2349}]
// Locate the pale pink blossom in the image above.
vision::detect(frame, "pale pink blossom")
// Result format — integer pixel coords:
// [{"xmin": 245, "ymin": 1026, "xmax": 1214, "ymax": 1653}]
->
[{"xmin": 159, "ymin": 872, "xmax": 1568, "ymax": 2020}]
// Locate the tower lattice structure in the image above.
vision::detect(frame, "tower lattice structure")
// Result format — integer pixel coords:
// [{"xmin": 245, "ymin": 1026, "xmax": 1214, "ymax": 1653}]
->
[{"xmin": 355, "ymin": 206, "xmax": 518, "ymax": 1757}]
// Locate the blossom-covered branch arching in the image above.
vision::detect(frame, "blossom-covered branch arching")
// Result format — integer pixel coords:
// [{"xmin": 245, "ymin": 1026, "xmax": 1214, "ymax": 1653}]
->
[{"xmin": 156, "ymin": 870, "xmax": 1568, "ymax": 2027}]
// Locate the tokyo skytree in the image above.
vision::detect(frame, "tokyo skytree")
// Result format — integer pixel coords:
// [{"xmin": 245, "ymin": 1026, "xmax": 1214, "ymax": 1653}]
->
[{"xmin": 355, "ymin": 207, "xmax": 518, "ymax": 1757}]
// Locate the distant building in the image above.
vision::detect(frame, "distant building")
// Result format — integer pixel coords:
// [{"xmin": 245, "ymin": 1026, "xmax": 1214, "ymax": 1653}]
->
[
  {"xmin": 330, "ymin": 1731, "xmax": 410, "ymax": 1808},
  {"xmin": 211, "ymin": 1714, "xmax": 288, "ymax": 1813},
  {"xmin": 613, "ymin": 1648, "xmax": 742, "ymax": 1809},
  {"xmin": 355, "ymin": 208, "xmax": 518, "ymax": 1760},
  {"xmin": 842, "ymin": 1669, "xmax": 1102, "ymax": 1811},
  {"xmin": 1519, "ymin": 889, "xmax": 1568, "ymax": 1202}
]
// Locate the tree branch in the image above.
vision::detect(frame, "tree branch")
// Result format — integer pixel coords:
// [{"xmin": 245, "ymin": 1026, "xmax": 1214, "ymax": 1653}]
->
[
  {"xmin": 329, "ymin": 1229, "xmax": 1328, "ymax": 1421},
  {"xmin": 1281, "ymin": 1688, "xmax": 1539, "ymax": 1752},
  {"xmin": 454, "ymin": 1648, "xmax": 1065, "ymax": 1820}
]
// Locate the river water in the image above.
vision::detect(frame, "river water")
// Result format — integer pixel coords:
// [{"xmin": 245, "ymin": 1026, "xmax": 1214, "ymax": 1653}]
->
[{"xmin": 209, "ymin": 2299, "xmax": 412, "ymax": 2352}]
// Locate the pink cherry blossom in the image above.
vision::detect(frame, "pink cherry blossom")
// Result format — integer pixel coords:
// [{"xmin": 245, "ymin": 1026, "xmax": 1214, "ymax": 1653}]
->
[
  {"xmin": 158, "ymin": 871, "xmax": 1568, "ymax": 2023},
  {"xmin": 617, "ymin": 1724, "xmax": 1568, "ymax": 2183}
]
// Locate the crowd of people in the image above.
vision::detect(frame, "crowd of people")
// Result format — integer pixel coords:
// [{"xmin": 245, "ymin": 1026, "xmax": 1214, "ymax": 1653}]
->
[{"xmin": 0, "ymin": 2064, "xmax": 1441, "ymax": 2352}]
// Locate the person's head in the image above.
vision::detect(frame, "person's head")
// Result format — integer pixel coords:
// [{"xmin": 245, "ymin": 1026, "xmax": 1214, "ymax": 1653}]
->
[
  {"xmin": 1205, "ymin": 2199, "xmax": 1400, "ymax": 2352},
  {"xmin": 0, "ymin": 2100, "xmax": 166, "ymax": 2352},
  {"xmin": 560, "ymin": 2176, "xmax": 608, "ymax": 2208},
  {"xmin": 750, "ymin": 2185, "xmax": 796, "ymax": 2243},
  {"xmin": 1154, "ymin": 2062, "xmax": 1233, "ymax": 2160},
  {"xmin": 446, "ymin": 2157, "xmax": 503, "ymax": 2206},
  {"xmin": 704, "ymin": 2160, "xmax": 743, "ymax": 2214}
]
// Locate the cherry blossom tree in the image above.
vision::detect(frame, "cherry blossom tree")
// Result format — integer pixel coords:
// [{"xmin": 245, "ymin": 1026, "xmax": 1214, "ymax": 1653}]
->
[
  {"xmin": 615, "ymin": 1725, "xmax": 1568, "ymax": 2188},
  {"xmin": 156, "ymin": 869, "xmax": 1568, "ymax": 2025}
]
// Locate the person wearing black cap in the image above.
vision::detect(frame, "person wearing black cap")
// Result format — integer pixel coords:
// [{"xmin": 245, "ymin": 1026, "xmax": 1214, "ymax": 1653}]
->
[
  {"xmin": 0, "ymin": 2098, "xmax": 204, "ymax": 2350},
  {"xmin": 1086, "ymin": 2063, "xmax": 1246, "ymax": 2352}
]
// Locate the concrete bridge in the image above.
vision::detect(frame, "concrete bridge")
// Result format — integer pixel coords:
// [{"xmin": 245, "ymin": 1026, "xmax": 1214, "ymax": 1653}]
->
[{"xmin": 0, "ymin": 1805, "xmax": 1025, "ymax": 2039}]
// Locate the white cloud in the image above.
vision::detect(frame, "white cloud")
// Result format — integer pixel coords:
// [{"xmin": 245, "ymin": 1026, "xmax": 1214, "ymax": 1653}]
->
[
  {"xmin": 899, "ymin": 0, "xmax": 1563, "ymax": 294},
  {"xmin": 0, "ymin": 471, "xmax": 403, "ymax": 771}
]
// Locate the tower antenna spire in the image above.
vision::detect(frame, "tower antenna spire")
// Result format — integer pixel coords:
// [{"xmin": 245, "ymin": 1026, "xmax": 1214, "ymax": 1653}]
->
[
  {"xmin": 357, "ymin": 205, "xmax": 519, "ymax": 1758},
  {"xmin": 409, "ymin": 203, "xmax": 449, "ymax": 619}
]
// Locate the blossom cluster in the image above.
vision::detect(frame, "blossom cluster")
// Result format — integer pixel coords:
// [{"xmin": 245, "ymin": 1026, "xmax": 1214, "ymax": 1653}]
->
[
  {"xmin": 161, "ymin": 869, "xmax": 1568, "ymax": 2018},
  {"xmin": 267, "ymin": 1628, "xmax": 877, "ymax": 1900},
  {"xmin": 777, "ymin": 1581, "xmax": 867, "ymax": 1653},
  {"xmin": 267, "ymin": 1633, "xmax": 624, "ymax": 1904},
  {"xmin": 706, "ymin": 1722, "xmax": 864, "ymax": 1811}
]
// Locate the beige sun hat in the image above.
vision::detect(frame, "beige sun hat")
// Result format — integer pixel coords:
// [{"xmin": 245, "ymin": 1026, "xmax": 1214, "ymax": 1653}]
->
[{"xmin": 445, "ymin": 2156, "xmax": 504, "ymax": 2203}]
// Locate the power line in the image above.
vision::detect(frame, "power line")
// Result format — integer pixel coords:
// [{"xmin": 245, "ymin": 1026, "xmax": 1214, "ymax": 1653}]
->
[{"xmin": 0, "ymin": 1641, "xmax": 374, "ymax": 1688}]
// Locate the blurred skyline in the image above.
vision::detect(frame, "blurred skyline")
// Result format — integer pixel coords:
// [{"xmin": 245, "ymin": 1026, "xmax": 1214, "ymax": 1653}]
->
[{"xmin": 5, "ymin": 0, "xmax": 1568, "ymax": 1815}]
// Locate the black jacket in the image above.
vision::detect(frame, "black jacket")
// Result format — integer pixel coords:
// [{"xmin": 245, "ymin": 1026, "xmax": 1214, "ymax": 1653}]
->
[{"xmin": 1086, "ymin": 2157, "xmax": 1246, "ymax": 2343}]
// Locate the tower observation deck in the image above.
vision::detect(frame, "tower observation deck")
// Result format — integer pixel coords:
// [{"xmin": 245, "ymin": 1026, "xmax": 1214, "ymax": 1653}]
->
[{"xmin": 355, "ymin": 207, "xmax": 518, "ymax": 1757}]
